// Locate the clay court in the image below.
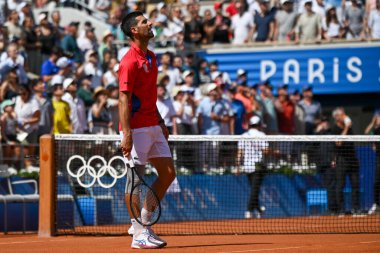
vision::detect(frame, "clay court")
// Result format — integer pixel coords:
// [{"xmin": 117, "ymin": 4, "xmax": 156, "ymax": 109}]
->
[{"xmin": 1, "ymin": 233, "xmax": 380, "ymax": 253}]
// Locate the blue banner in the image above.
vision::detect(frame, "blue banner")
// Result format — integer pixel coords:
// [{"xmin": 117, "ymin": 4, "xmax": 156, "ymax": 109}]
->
[{"xmin": 200, "ymin": 44, "xmax": 380, "ymax": 94}]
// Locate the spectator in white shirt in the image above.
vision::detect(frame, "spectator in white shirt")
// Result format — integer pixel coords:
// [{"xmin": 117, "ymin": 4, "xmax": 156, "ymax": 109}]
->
[
  {"xmin": 231, "ymin": 0, "xmax": 255, "ymax": 44},
  {"xmin": 368, "ymin": 0, "xmax": 380, "ymax": 39},
  {"xmin": 158, "ymin": 52, "xmax": 182, "ymax": 95},
  {"xmin": 157, "ymin": 84, "xmax": 177, "ymax": 134},
  {"xmin": 62, "ymin": 78, "xmax": 87, "ymax": 134},
  {"xmin": 83, "ymin": 49, "xmax": 103, "ymax": 89},
  {"xmin": 102, "ymin": 59, "xmax": 118, "ymax": 87}
]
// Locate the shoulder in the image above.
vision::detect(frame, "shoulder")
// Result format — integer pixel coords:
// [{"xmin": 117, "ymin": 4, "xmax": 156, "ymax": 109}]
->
[{"xmin": 120, "ymin": 50, "xmax": 137, "ymax": 69}]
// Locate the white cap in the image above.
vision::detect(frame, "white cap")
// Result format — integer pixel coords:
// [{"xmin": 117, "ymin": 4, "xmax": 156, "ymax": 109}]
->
[
  {"xmin": 56, "ymin": 57, "xmax": 72, "ymax": 68},
  {"xmin": 182, "ymin": 70, "xmax": 194, "ymax": 79},
  {"xmin": 38, "ymin": 12, "xmax": 48, "ymax": 22},
  {"xmin": 249, "ymin": 115, "xmax": 261, "ymax": 125},
  {"xmin": 206, "ymin": 83, "xmax": 218, "ymax": 94},
  {"xmin": 156, "ymin": 14, "xmax": 167, "ymax": 23},
  {"xmin": 51, "ymin": 75, "xmax": 64, "ymax": 85},
  {"xmin": 211, "ymin": 71, "xmax": 222, "ymax": 80},
  {"xmin": 63, "ymin": 77, "xmax": 75, "ymax": 90},
  {"xmin": 281, "ymin": 0, "xmax": 293, "ymax": 4},
  {"xmin": 157, "ymin": 2, "xmax": 166, "ymax": 10},
  {"xmin": 237, "ymin": 68, "xmax": 246, "ymax": 76}
]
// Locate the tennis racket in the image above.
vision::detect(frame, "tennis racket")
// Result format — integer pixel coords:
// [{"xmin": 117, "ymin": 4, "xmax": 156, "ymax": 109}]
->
[{"xmin": 125, "ymin": 156, "xmax": 161, "ymax": 226}]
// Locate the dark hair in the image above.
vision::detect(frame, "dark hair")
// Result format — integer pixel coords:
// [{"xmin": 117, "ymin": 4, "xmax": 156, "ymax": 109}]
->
[{"xmin": 121, "ymin": 11, "xmax": 144, "ymax": 40}]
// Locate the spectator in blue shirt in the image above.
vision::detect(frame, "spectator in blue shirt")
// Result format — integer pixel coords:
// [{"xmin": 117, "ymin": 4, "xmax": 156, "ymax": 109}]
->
[
  {"xmin": 40, "ymin": 47, "xmax": 62, "ymax": 84},
  {"xmin": 298, "ymin": 85, "xmax": 322, "ymax": 134},
  {"xmin": 254, "ymin": 0, "xmax": 276, "ymax": 42},
  {"xmin": 228, "ymin": 87, "xmax": 246, "ymax": 135}
]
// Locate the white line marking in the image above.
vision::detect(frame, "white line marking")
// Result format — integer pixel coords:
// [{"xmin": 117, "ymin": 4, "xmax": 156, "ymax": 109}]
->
[
  {"xmin": 219, "ymin": 246, "xmax": 303, "ymax": 253},
  {"xmin": 0, "ymin": 240, "xmax": 43, "ymax": 245},
  {"xmin": 359, "ymin": 241, "xmax": 380, "ymax": 244}
]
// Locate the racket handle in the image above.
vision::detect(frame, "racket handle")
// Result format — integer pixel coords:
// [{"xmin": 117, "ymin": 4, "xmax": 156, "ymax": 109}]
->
[{"xmin": 124, "ymin": 155, "xmax": 135, "ymax": 168}]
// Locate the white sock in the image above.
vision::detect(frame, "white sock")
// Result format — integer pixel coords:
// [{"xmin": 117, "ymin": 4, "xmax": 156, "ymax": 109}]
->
[
  {"xmin": 141, "ymin": 208, "xmax": 153, "ymax": 225},
  {"xmin": 131, "ymin": 219, "xmax": 143, "ymax": 234}
]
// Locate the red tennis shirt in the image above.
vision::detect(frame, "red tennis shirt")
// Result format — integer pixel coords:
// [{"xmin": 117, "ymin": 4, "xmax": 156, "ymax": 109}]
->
[{"xmin": 119, "ymin": 43, "xmax": 159, "ymax": 129}]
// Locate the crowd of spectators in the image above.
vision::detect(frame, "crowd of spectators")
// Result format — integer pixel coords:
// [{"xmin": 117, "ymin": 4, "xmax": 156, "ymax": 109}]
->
[{"xmin": 0, "ymin": 0, "xmax": 379, "ymax": 171}]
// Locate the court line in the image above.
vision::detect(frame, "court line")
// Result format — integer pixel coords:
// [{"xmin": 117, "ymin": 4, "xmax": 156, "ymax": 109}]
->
[
  {"xmin": 0, "ymin": 240, "xmax": 43, "ymax": 245},
  {"xmin": 219, "ymin": 246, "xmax": 303, "ymax": 253},
  {"xmin": 359, "ymin": 241, "xmax": 380, "ymax": 244}
]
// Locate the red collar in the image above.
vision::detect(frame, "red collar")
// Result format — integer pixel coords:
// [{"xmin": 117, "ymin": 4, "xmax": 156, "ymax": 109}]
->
[{"xmin": 131, "ymin": 42, "xmax": 149, "ymax": 60}]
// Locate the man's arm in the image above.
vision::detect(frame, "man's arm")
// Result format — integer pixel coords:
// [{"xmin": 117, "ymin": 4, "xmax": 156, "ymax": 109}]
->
[
  {"xmin": 156, "ymin": 106, "xmax": 169, "ymax": 140},
  {"xmin": 119, "ymin": 90, "xmax": 133, "ymax": 157}
]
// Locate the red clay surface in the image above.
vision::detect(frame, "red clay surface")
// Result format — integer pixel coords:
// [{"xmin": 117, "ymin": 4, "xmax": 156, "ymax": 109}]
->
[{"xmin": 1, "ymin": 234, "xmax": 380, "ymax": 253}]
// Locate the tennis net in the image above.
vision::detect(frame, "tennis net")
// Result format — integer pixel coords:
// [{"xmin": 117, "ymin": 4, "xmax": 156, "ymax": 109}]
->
[{"xmin": 49, "ymin": 134, "xmax": 380, "ymax": 235}]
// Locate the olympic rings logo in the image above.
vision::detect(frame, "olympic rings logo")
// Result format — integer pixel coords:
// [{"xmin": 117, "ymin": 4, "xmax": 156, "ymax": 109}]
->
[{"xmin": 66, "ymin": 155, "xmax": 128, "ymax": 188}]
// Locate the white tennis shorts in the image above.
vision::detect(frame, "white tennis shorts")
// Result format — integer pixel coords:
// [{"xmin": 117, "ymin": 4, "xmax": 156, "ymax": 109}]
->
[{"xmin": 120, "ymin": 125, "xmax": 172, "ymax": 165}]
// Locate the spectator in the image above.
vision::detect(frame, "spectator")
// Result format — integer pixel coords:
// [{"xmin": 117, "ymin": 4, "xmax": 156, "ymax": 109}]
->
[
  {"xmin": 157, "ymin": 84, "xmax": 177, "ymax": 134},
  {"xmin": 51, "ymin": 57, "xmax": 74, "ymax": 87},
  {"xmin": 258, "ymin": 82, "xmax": 278, "ymax": 134},
  {"xmin": 237, "ymin": 115, "xmax": 268, "ymax": 219},
  {"xmin": 103, "ymin": 59, "xmax": 118, "ymax": 87},
  {"xmin": 83, "ymin": 50, "xmax": 103, "ymax": 89},
  {"xmin": 1, "ymin": 99, "xmax": 20, "ymax": 167},
  {"xmin": 196, "ymin": 59, "xmax": 211, "ymax": 85},
  {"xmin": 173, "ymin": 87, "xmax": 196, "ymax": 135},
  {"xmin": 89, "ymin": 86, "xmax": 112, "ymax": 134},
  {"xmin": 289, "ymin": 90, "xmax": 305, "ymax": 134},
  {"xmin": 158, "ymin": 52, "xmax": 182, "ymax": 94},
  {"xmin": 32, "ymin": 79, "xmax": 53, "ymax": 137},
  {"xmin": 226, "ymin": 0, "xmax": 239, "ymax": 17},
  {"xmin": 0, "ymin": 0, "xmax": 6, "ymax": 25},
  {"xmin": 51, "ymin": 10, "xmax": 65, "ymax": 43},
  {"xmin": 14, "ymin": 84, "xmax": 40, "ymax": 170},
  {"xmin": 168, "ymin": 6, "xmax": 185, "ymax": 35},
  {"xmin": 52, "ymin": 82, "xmax": 71, "ymax": 134},
  {"xmin": 77, "ymin": 76, "xmax": 94, "ymax": 107},
  {"xmin": 172, "ymin": 87, "xmax": 196, "ymax": 170},
  {"xmin": 0, "ymin": 43, "xmax": 28, "ymax": 85},
  {"xmin": 365, "ymin": 110, "xmax": 380, "ymax": 214},
  {"xmin": 184, "ymin": 2, "xmax": 204, "ymax": 47},
  {"xmin": 235, "ymin": 85, "xmax": 253, "ymax": 117},
  {"xmin": 236, "ymin": 68, "xmax": 248, "ymax": 86},
  {"xmin": 231, "ymin": 0, "xmax": 255, "ymax": 44},
  {"xmin": 6, "ymin": 0, "xmax": 22, "ymax": 12},
  {"xmin": 275, "ymin": 85, "xmax": 295, "ymax": 134},
  {"xmin": 38, "ymin": 12, "xmax": 58, "ymax": 60},
  {"xmin": 0, "ymin": 68, "xmax": 20, "ymax": 102},
  {"xmin": 197, "ymin": 83, "xmax": 229, "ymax": 135},
  {"xmin": 4, "ymin": 10, "xmax": 24, "ymax": 41},
  {"xmin": 204, "ymin": 2, "xmax": 231, "ymax": 44},
  {"xmin": 62, "ymin": 78, "xmax": 87, "ymax": 134},
  {"xmin": 324, "ymin": 6, "xmax": 346, "ymax": 40},
  {"xmin": 313, "ymin": 0, "xmax": 327, "ymax": 18},
  {"xmin": 275, "ymin": 0, "xmax": 298, "ymax": 42},
  {"xmin": 40, "ymin": 47, "xmax": 62, "ymax": 85},
  {"xmin": 331, "ymin": 107, "xmax": 361, "ymax": 214},
  {"xmin": 298, "ymin": 86, "xmax": 322, "ymax": 134},
  {"xmin": 108, "ymin": 13, "xmax": 124, "ymax": 41},
  {"xmin": 368, "ymin": 0, "xmax": 380, "ymax": 39},
  {"xmin": 61, "ymin": 21, "xmax": 82, "ymax": 64},
  {"xmin": 227, "ymin": 87, "xmax": 246, "ymax": 135},
  {"xmin": 209, "ymin": 60, "xmax": 231, "ymax": 86},
  {"xmin": 106, "ymin": 83, "xmax": 119, "ymax": 134},
  {"xmin": 173, "ymin": 55, "xmax": 184, "ymax": 73},
  {"xmin": 17, "ymin": 2, "xmax": 34, "ymax": 26},
  {"xmin": 181, "ymin": 70, "xmax": 202, "ymax": 103},
  {"xmin": 253, "ymin": 0, "xmax": 276, "ymax": 42},
  {"xmin": 295, "ymin": 0, "xmax": 323, "ymax": 43},
  {"xmin": 23, "ymin": 16, "xmax": 42, "ymax": 74},
  {"xmin": 98, "ymin": 30, "xmax": 117, "ymax": 64},
  {"xmin": 77, "ymin": 25, "xmax": 98, "ymax": 54},
  {"xmin": 344, "ymin": 0, "xmax": 365, "ymax": 39}
]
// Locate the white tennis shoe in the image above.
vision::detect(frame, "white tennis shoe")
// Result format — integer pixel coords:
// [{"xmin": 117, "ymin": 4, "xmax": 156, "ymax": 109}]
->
[
  {"xmin": 131, "ymin": 229, "xmax": 166, "ymax": 249},
  {"xmin": 129, "ymin": 225, "xmax": 167, "ymax": 246}
]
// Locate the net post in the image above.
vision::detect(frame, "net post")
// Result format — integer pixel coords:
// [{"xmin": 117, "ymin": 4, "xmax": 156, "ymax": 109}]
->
[{"xmin": 38, "ymin": 135, "xmax": 55, "ymax": 237}]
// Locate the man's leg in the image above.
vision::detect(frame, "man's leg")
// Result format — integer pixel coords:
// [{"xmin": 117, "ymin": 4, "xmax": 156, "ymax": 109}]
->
[{"xmin": 149, "ymin": 157, "xmax": 176, "ymax": 201}]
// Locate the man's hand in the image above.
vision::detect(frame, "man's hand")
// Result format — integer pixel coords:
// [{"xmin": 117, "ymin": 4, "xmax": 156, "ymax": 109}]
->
[
  {"xmin": 120, "ymin": 132, "xmax": 133, "ymax": 157},
  {"xmin": 160, "ymin": 121, "xmax": 169, "ymax": 140}
]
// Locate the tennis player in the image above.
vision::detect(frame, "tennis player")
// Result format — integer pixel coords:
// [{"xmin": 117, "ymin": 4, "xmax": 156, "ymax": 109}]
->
[{"xmin": 118, "ymin": 11, "xmax": 176, "ymax": 249}]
